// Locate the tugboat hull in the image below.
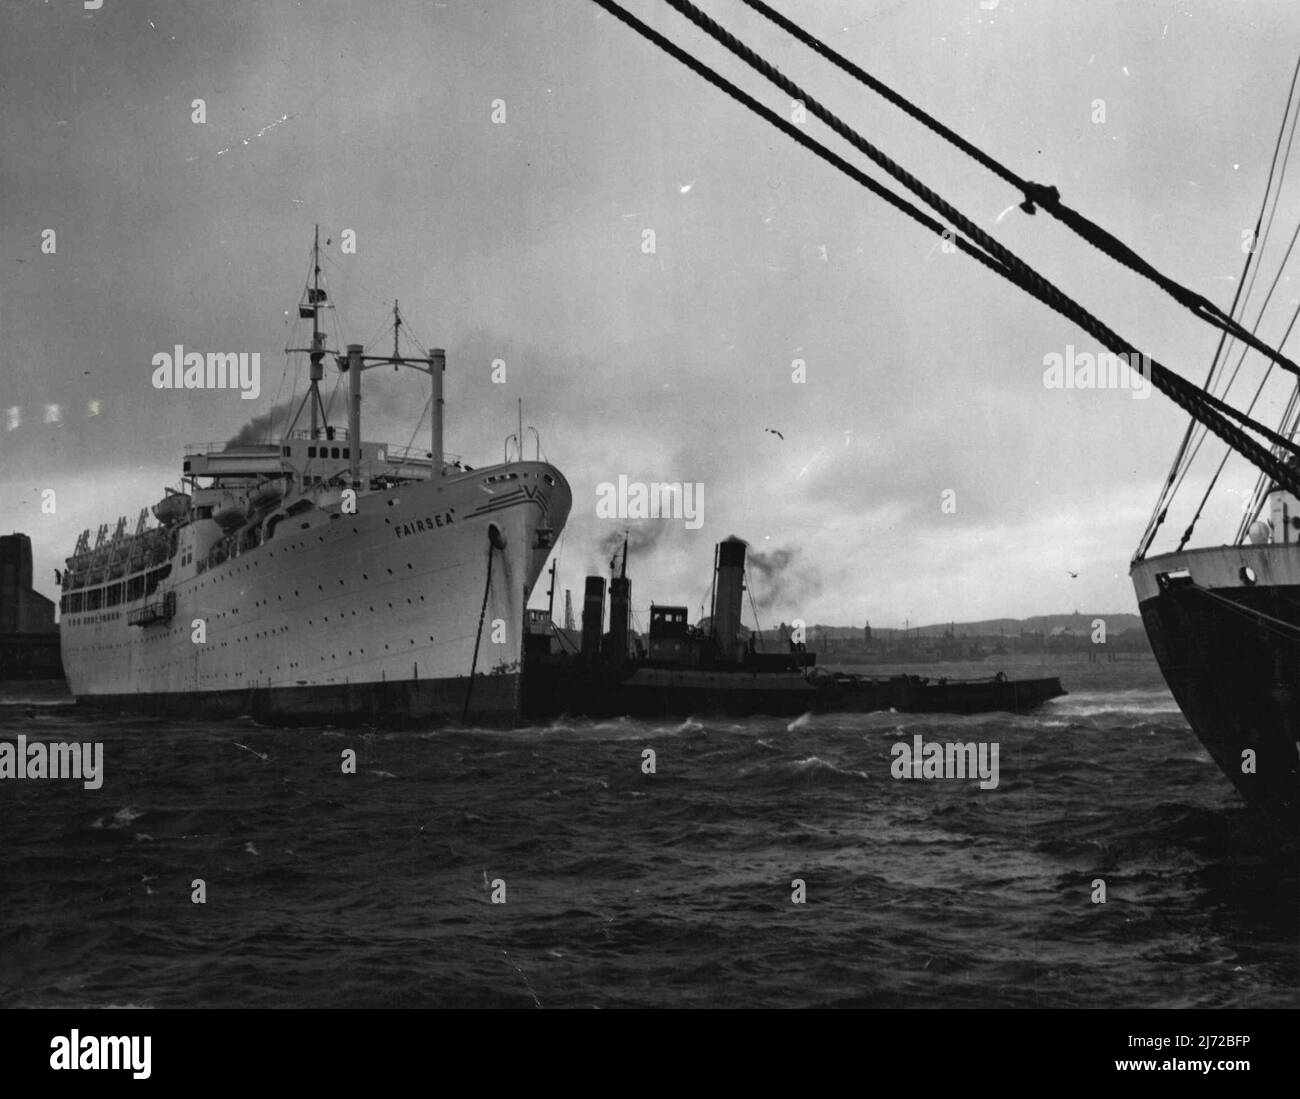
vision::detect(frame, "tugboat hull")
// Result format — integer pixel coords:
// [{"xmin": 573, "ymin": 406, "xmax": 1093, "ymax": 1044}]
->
[{"xmin": 523, "ymin": 662, "xmax": 1065, "ymax": 721}]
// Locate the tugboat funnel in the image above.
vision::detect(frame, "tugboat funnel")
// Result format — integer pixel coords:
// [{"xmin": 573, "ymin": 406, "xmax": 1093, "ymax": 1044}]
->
[{"xmin": 711, "ymin": 535, "xmax": 747, "ymax": 664}]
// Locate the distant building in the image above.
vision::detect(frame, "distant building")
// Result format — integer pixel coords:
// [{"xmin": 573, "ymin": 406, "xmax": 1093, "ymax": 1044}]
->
[
  {"xmin": 0, "ymin": 533, "xmax": 63, "ymax": 679},
  {"xmin": 0, "ymin": 533, "xmax": 56, "ymax": 634}
]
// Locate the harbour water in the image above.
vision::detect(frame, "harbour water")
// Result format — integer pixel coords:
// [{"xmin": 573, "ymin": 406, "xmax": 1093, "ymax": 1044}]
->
[{"xmin": 1, "ymin": 657, "xmax": 1294, "ymax": 1009}]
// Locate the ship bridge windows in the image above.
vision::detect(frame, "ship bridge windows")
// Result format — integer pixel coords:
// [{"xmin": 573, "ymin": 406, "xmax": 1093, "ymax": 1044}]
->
[{"xmin": 649, "ymin": 605, "xmax": 689, "ymax": 640}]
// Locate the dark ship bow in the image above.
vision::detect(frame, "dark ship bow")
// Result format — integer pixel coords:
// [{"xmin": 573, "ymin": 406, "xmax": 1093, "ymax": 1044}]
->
[{"xmin": 1133, "ymin": 546, "xmax": 1300, "ymax": 816}]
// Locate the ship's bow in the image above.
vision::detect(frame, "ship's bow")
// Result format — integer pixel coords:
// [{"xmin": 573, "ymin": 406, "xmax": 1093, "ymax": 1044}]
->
[{"xmin": 1132, "ymin": 544, "xmax": 1300, "ymax": 815}]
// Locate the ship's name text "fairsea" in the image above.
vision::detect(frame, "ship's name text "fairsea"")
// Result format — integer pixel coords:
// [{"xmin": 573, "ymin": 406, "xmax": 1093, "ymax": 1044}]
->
[
  {"xmin": 393, "ymin": 511, "xmax": 456, "ymax": 539},
  {"xmin": 151, "ymin": 346, "xmax": 261, "ymax": 400}
]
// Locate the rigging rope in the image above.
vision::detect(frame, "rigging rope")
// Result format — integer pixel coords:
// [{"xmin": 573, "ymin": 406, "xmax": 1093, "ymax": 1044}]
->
[
  {"xmin": 648, "ymin": 0, "xmax": 1300, "ymax": 465},
  {"xmin": 1183, "ymin": 282, "xmax": 1300, "ymax": 552},
  {"xmin": 1192, "ymin": 583, "xmax": 1300, "ymax": 643},
  {"xmin": 588, "ymin": 0, "xmax": 1300, "ymax": 502},
  {"xmin": 734, "ymin": 0, "xmax": 1300, "ymax": 385},
  {"xmin": 1160, "ymin": 76, "xmax": 1300, "ymax": 552},
  {"xmin": 462, "ymin": 540, "xmax": 497, "ymax": 722}
]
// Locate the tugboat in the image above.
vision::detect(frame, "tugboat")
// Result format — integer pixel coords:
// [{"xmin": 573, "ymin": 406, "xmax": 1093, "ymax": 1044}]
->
[
  {"xmin": 58, "ymin": 229, "xmax": 571, "ymax": 725},
  {"xmin": 524, "ymin": 534, "xmax": 1065, "ymax": 720}
]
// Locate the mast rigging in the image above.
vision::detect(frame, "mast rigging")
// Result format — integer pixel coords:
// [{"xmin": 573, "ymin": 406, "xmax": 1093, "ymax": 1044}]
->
[{"xmin": 589, "ymin": 0, "xmax": 1300, "ymax": 502}]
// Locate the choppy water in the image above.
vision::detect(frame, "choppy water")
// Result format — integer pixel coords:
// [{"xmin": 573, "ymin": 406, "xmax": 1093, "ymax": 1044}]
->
[{"xmin": 1, "ymin": 657, "xmax": 1295, "ymax": 1008}]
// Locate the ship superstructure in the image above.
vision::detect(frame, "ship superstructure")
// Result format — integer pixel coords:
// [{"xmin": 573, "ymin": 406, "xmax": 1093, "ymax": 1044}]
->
[{"xmin": 59, "ymin": 230, "xmax": 571, "ymax": 724}]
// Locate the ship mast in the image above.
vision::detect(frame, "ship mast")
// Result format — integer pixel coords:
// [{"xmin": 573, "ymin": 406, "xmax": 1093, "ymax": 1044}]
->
[
  {"xmin": 308, "ymin": 225, "xmax": 329, "ymax": 439},
  {"xmin": 285, "ymin": 225, "xmax": 334, "ymax": 446},
  {"xmin": 284, "ymin": 229, "xmax": 446, "ymax": 484},
  {"xmin": 344, "ymin": 301, "xmax": 446, "ymax": 484}
]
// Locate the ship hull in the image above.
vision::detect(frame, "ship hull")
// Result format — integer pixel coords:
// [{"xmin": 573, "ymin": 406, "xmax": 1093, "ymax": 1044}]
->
[
  {"xmin": 523, "ymin": 662, "xmax": 1065, "ymax": 720},
  {"xmin": 62, "ymin": 462, "xmax": 570, "ymax": 726},
  {"xmin": 80, "ymin": 674, "xmax": 521, "ymax": 727},
  {"xmin": 1132, "ymin": 545, "xmax": 1300, "ymax": 815}
]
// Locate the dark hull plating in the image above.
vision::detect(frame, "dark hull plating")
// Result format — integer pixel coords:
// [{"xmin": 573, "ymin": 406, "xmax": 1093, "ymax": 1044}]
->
[
  {"xmin": 1139, "ymin": 584, "xmax": 1300, "ymax": 815},
  {"xmin": 523, "ymin": 663, "xmax": 1065, "ymax": 720}
]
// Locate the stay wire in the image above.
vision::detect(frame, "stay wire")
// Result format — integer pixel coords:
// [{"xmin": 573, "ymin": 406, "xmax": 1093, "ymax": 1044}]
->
[
  {"xmin": 1147, "ymin": 78, "xmax": 1300, "ymax": 553},
  {"xmin": 589, "ymin": 0, "xmax": 1300, "ymax": 500},
  {"xmin": 735, "ymin": 0, "xmax": 1300, "ymax": 388}
]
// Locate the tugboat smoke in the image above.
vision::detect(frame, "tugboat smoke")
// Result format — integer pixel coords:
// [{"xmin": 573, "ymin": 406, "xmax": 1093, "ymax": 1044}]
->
[{"xmin": 747, "ymin": 546, "xmax": 822, "ymax": 611}]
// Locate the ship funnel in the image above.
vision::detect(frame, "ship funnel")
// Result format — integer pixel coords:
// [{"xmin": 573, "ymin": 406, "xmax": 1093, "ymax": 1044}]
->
[
  {"xmin": 606, "ymin": 534, "xmax": 631, "ymax": 664},
  {"xmin": 581, "ymin": 576, "xmax": 606, "ymax": 663},
  {"xmin": 710, "ymin": 535, "xmax": 748, "ymax": 664}
]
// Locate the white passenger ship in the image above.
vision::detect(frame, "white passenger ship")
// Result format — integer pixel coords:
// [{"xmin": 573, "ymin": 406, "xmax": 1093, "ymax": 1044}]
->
[{"xmin": 59, "ymin": 231, "xmax": 571, "ymax": 724}]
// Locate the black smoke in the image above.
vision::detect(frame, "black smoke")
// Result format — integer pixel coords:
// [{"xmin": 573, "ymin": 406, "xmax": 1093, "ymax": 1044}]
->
[
  {"xmin": 225, "ymin": 398, "xmax": 301, "ymax": 446},
  {"xmin": 596, "ymin": 520, "xmax": 669, "ymax": 573},
  {"xmin": 746, "ymin": 545, "xmax": 822, "ymax": 612}
]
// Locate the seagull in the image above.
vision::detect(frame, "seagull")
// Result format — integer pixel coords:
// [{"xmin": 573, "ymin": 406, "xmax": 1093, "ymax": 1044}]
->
[
  {"xmin": 1067, "ymin": 571, "xmax": 1078, "ymax": 578},
  {"xmin": 765, "ymin": 427, "xmax": 784, "ymax": 440}
]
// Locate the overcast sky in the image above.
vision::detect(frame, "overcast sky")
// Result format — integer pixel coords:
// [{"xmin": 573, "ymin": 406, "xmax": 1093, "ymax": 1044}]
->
[{"xmin": 4, "ymin": 0, "xmax": 1299, "ymax": 630}]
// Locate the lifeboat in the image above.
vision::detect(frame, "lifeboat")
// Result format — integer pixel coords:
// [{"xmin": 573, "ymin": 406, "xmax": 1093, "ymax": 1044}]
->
[
  {"xmin": 311, "ymin": 484, "xmax": 345, "ymax": 510},
  {"xmin": 247, "ymin": 478, "xmax": 285, "ymax": 514},
  {"xmin": 153, "ymin": 491, "xmax": 192, "ymax": 527},
  {"xmin": 213, "ymin": 492, "xmax": 247, "ymax": 531}
]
